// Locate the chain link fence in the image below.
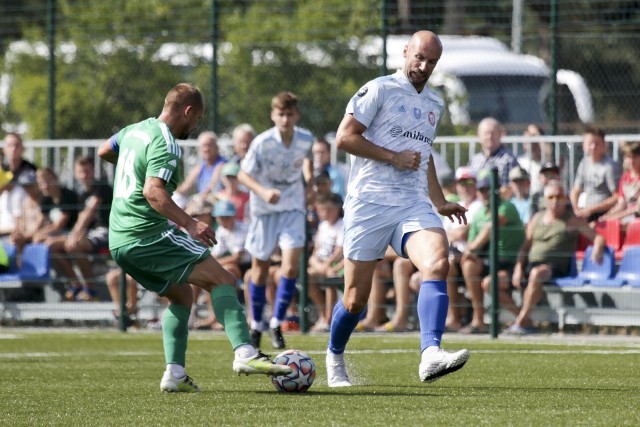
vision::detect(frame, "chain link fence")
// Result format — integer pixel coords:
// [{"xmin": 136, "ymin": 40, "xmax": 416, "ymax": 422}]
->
[{"xmin": 1, "ymin": 0, "xmax": 640, "ymax": 142}]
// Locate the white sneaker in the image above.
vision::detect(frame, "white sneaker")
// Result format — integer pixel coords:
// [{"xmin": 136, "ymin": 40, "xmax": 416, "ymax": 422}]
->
[
  {"xmin": 160, "ymin": 371, "xmax": 201, "ymax": 393},
  {"xmin": 419, "ymin": 348, "xmax": 470, "ymax": 383},
  {"xmin": 326, "ymin": 350, "xmax": 352, "ymax": 387},
  {"xmin": 233, "ymin": 351, "xmax": 292, "ymax": 376}
]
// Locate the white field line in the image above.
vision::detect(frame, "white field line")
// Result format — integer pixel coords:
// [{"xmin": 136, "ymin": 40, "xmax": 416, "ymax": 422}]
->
[{"xmin": 2, "ymin": 348, "xmax": 640, "ymax": 359}]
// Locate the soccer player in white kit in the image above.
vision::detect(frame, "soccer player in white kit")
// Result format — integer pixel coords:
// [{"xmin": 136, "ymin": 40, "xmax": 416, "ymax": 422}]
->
[
  {"xmin": 238, "ymin": 92, "xmax": 314, "ymax": 350},
  {"xmin": 325, "ymin": 31, "xmax": 471, "ymax": 387}
]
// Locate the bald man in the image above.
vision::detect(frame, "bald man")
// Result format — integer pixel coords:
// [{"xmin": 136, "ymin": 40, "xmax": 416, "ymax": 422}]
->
[{"xmin": 325, "ymin": 31, "xmax": 470, "ymax": 387}]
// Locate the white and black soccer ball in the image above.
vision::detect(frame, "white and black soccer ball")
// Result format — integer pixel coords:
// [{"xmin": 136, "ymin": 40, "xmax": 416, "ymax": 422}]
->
[{"xmin": 271, "ymin": 349, "xmax": 316, "ymax": 393}]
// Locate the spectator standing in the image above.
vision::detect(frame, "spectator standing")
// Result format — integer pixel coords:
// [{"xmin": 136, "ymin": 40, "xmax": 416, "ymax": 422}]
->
[
  {"xmin": 508, "ymin": 181, "xmax": 606, "ymax": 334},
  {"xmin": 228, "ymin": 123, "xmax": 256, "ymax": 164},
  {"xmin": 2, "ymin": 133, "xmax": 37, "ymax": 183},
  {"xmin": 468, "ymin": 117, "xmax": 520, "ymax": 199},
  {"xmin": 518, "ymin": 124, "xmax": 545, "ymax": 194},
  {"xmin": 98, "ymin": 83, "xmax": 290, "ymax": 392},
  {"xmin": 325, "ymin": 31, "xmax": 469, "ymax": 387},
  {"xmin": 570, "ymin": 126, "xmax": 621, "ymax": 223},
  {"xmin": 175, "ymin": 131, "xmax": 227, "ymax": 202},
  {"xmin": 459, "ymin": 176, "xmax": 525, "ymax": 333},
  {"xmin": 238, "ymin": 91, "xmax": 314, "ymax": 350},
  {"xmin": 508, "ymin": 166, "xmax": 532, "ymax": 225},
  {"xmin": 312, "ymin": 138, "xmax": 346, "ymax": 197}
]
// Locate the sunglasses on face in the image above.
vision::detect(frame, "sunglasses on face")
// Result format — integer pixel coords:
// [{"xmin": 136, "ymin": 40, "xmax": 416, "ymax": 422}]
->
[
  {"xmin": 456, "ymin": 179, "xmax": 476, "ymax": 186},
  {"xmin": 545, "ymin": 194, "xmax": 565, "ymax": 200}
]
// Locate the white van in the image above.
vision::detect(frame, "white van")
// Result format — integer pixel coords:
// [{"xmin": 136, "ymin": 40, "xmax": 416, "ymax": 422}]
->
[{"xmin": 378, "ymin": 35, "xmax": 594, "ymax": 130}]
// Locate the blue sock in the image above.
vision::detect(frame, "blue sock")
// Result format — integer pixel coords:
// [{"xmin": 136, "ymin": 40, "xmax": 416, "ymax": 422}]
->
[
  {"xmin": 328, "ymin": 300, "xmax": 362, "ymax": 354},
  {"xmin": 418, "ymin": 280, "xmax": 448, "ymax": 353},
  {"xmin": 273, "ymin": 276, "xmax": 297, "ymax": 321},
  {"xmin": 249, "ymin": 280, "xmax": 266, "ymax": 326}
]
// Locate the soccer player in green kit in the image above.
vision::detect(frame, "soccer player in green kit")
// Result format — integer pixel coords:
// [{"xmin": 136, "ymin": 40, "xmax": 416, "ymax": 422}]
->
[{"xmin": 98, "ymin": 83, "xmax": 290, "ymax": 393}]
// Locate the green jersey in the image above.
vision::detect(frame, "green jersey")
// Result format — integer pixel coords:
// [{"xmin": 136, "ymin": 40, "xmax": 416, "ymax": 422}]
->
[
  {"xmin": 108, "ymin": 118, "xmax": 182, "ymax": 250},
  {"xmin": 468, "ymin": 200, "xmax": 525, "ymax": 264}
]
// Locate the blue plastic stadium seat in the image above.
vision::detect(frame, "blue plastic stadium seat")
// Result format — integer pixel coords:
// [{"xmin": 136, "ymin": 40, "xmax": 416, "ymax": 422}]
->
[
  {"xmin": 0, "ymin": 241, "xmax": 21, "ymax": 282},
  {"xmin": 20, "ymin": 243, "xmax": 50, "ymax": 280},
  {"xmin": 554, "ymin": 246, "xmax": 615, "ymax": 287},
  {"xmin": 604, "ymin": 245, "xmax": 640, "ymax": 288}
]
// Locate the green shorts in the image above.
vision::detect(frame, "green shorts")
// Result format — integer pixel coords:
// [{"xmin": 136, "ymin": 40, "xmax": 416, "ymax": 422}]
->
[{"xmin": 110, "ymin": 227, "xmax": 211, "ymax": 296}]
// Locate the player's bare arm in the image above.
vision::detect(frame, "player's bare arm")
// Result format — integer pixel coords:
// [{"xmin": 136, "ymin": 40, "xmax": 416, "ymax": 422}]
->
[
  {"xmin": 336, "ymin": 114, "xmax": 421, "ymax": 171},
  {"xmin": 143, "ymin": 176, "xmax": 217, "ymax": 247},
  {"xmin": 237, "ymin": 169, "xmax": 281, "ymax": 204},
  {"xmin": 98, "ymin": 139, "xmax": 119, "ymax": 164},
  {"xmin": 426, "ymin": 154, "xmax": 467, "ymax": 225}
]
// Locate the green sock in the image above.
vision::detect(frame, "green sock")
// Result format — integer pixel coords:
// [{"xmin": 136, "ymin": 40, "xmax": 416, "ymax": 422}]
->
[
  {"xmin": 210, "ymin": 285, "xmax": 251, "ymax": 350},
  {"xmin": 162, "ymin": 304, "xmax": 190, "ymax": 367}
]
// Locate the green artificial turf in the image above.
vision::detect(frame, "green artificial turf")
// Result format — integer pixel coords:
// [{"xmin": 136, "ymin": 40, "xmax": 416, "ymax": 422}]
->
[{"xmin": 0, "ymin": 330, "xmax": 638, "ymax": 426}]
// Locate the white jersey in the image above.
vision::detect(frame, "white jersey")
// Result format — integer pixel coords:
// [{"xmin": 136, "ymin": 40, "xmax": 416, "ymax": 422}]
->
[
  {"xmin": 211, "ymin": 220, "xmax": 251, "ymax": 264},
  {"xmin": 346, "ymin": 70, "xmax": 445, "ymax": 206},
  {"xmin": 314, "ymin": 218, "xmax": 344, "ymax": 260},
  {"xmin": 241, "ymin": 126, "xmax": 313, "ymax": 216}
]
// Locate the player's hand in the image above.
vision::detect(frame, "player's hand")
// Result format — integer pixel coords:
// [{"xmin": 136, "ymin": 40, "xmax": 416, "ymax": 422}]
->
[
  {"xmin": 437, "ymin": 202, "xmax": 468, "ymax": 225},
  {"xmin": 391, "ymin": 150, "xmax": 421, "ymax": 171},
  {"xmin": 186, "ymin": 219, "xmax": 217, "ymax": 247},
  {"xmin": 262, "ymin": 188, "xmax": 281, "ymax": 204}
]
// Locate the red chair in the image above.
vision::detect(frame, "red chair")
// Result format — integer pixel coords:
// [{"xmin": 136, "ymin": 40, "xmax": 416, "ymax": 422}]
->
[
  {"xmin": 576, "ymin": 219, "xmax": 623, "ymax": 261},
  {"xmin": 623, "ymin": 218, "xmax": 640, "ymax": 248}
]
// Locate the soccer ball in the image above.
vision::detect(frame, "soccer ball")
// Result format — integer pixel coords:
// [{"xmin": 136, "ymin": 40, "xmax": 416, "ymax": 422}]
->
[{"xmin": 271, "ymin": 349, "xmax": 316, "ymax": 392}]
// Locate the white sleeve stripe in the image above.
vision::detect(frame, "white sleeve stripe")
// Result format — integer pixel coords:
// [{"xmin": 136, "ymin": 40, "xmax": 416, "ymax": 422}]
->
[
  {"xmin": 159, "ymin": 168, "xmax": 173, "ymax": 182},
  {"xmin": 159, "ymin": 123, "xmax": 181, "ymax": 157},
  {"xmin": 162, "ymin": 229, "xmax": 206, "ymax": 254}
]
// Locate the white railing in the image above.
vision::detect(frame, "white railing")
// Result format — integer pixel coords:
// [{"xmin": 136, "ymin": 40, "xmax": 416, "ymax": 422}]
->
[{"xmin": 3, "ymin": 134, "xmax": 639, "ymax": 188}]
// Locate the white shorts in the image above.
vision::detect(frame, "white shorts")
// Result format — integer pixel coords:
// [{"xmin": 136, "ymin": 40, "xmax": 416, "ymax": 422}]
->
[
  {"xmin": 343, "ymin": 196, "xmax": 443, "ymax": 261},
  {"xmin": 245, "ymin": 210, "xmax": 306, "ymax": 261}
]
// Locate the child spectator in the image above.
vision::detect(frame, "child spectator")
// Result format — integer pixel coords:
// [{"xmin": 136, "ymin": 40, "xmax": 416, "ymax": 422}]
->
[
  {"xmin": 443, "ymin": 166, "xmax": 483, "ymax": 331},
  {"xmin": 570, "ymin": 126, "xmax": 621, "ymax": 223},
  {"xmin": 307, "ymin": 192, "xmax": 344, "ymax": 333},
  {"xmin": 508, "ymin": 166, "xmax": 532, "ymax": 225},
  {"xmin": 600, "ymin": 141, "xmax": 640, "ymax": 225},
  {"xmin": 215, "ymin": 162, "xmax": 250, "ymax": 223}
]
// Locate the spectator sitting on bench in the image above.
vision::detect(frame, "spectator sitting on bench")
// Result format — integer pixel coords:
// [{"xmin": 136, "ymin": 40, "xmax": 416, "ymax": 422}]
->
[
  {"xmin": 306, "ymin": 192, "xmax": 344, "ymax": 333},
  {"xmin": 53, "ymin": 157, "xmax": 113, "ymax": 301},
  {"xmin": 599, "ymin": 141, "xmax": 640, "ymax": 225},
  {"xmin": 459, "ymin": 173, "xmax": 525, "ymax": 334},
  {"xmin": 508, "ymin": 180, "xmax": 606, "ymax": 335},
  {"xmin": 32, "ymin": 168, "xmax": 80, "ymax": 298},
  {"xmin": 10, "ymin": 170, "xmax": 47, "ymax": 264}
]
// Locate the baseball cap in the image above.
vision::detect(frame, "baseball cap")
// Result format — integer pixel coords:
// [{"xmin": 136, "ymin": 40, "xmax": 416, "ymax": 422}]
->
[
  {"xmin": 17, "ymin": 170, "xmax": 37, "ymax": 186},
  {"xmin": 213, "ymin": 199, "xmax": 237, "ymax": 217},
  {"xmin": 221, "ymin": 162, "xmax": 240, "ymax": 177},
  {"xmin": 508, "ymin": 166, "xmax": 530, "ymax": 181},
  {"xmin": 455, "ymin": 166, "xmax": 476, "ymax": 181},
  {"xmin": 540, "ymin": 161, "xmax": 560, "ymax": 174}
]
